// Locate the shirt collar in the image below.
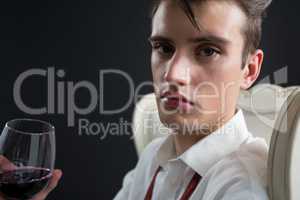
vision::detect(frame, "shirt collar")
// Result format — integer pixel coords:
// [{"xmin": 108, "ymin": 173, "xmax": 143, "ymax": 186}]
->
[{"xmin": 155, "ymin": 109, "xmax": 251, "ymax": 176}]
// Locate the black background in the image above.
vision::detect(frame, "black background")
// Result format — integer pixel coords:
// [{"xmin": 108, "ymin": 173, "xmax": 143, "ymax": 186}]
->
[{"xmin": 0, "ymin": 0, "xmax": 299, "ymax": 199}]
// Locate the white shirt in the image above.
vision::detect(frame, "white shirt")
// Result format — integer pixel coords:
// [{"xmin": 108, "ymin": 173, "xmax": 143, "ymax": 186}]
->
[{"xmin": 114, "ymin": 109, "xmax": 269, "ymax": 200}]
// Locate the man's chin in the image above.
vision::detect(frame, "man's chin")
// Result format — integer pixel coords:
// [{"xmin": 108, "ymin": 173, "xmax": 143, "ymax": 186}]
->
[{"xmin": 158, "ymin": 112, "xmax": 217, "ymax": 135}]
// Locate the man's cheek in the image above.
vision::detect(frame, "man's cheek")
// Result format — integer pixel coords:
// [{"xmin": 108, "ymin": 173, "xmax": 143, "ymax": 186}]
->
[{"xmin": 195, "ymin": 94, "xmax": 220, "ymax": 115}]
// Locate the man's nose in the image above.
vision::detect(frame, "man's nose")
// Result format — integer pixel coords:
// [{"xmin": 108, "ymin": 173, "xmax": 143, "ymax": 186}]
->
[{"xmin": 164, "ymin": 53, "xmax": 191, "ymax": 86}]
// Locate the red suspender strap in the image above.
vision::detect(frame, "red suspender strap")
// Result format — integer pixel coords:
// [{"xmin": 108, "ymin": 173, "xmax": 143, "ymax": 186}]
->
[
  {"xmin": 144, "ymin": 166, "xmax": 162, "ymax": 200},
  {"xmin": 179, "ymin": 173, "xmax": 201, "ymax": 200},
  {"xmin": 144, "ymin": 167, "xmax": 201, "ymax": 200}
]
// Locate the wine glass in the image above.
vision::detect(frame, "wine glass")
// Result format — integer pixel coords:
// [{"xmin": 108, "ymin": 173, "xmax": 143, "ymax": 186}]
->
[{"xmin": 0, "ymin": 119, "xmax": 55, "ymax": 200}]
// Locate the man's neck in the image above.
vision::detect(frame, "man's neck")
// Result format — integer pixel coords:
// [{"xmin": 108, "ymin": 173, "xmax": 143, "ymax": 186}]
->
[
  {"xmin": 173, "ymin": 133, "xmax": 206, "ymax": 156},
  {"xmin": 173, "ymin": 110, "xmax": 236, "ymax": 156}
]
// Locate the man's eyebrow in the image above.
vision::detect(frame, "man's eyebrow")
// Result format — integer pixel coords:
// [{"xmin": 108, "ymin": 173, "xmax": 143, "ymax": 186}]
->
[
  {"xmin": 148, "ymin": 35, "xmax": 173, "ymax": 43},
  {"xmin": 148, "ymin": 35, "xmax": 230, "ymax": 45},
  {"xmin": 188, "ymin": 35, "xmax": 231, "ymax": 45}
]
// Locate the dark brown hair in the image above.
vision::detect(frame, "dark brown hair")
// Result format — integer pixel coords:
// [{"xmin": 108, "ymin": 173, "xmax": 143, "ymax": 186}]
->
[{"xmin": 150, "ymin": 0, "xmax": 272, "ymax": 68}]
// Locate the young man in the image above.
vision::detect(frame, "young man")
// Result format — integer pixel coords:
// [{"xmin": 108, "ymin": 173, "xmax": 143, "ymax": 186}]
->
[{"xmin": 114, "ymin": 0, "xmax": 272, "ymax": 199}]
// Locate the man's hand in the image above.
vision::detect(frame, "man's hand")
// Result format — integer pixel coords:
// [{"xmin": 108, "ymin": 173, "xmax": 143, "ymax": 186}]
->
[
  {"xmin": 0, "ymin": 155, "xmax": 62, "ymax": 200},
  {"xmin": 29, "ymin": 169, "xmax": 62, "ymax": 200}
]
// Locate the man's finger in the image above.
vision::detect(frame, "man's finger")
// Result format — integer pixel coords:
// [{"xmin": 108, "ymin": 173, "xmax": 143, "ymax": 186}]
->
[
  {"xmin": 44, "ymin": 169, "xmax": 63, "ymax": 193},
  {"xmin": 0, "ymin": 155, "xmax": 16, "ymax": 171},
  {"xmin": 32, "ymin": 169, "xmax": 63, "ymax": 200}
]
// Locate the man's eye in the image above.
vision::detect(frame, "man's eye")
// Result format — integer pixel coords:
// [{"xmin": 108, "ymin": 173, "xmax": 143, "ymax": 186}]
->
[
  {"xmin": 198, "ymin": 47, "xmax": 219, "ymax": 57},
  {"xmin": 152, "ymin": 43, "xmax": 174, "ymax": 55}
]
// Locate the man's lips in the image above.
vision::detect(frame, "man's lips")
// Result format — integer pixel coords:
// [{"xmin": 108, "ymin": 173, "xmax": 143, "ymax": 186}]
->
[
  {"xmin": 160, "ymin": 91, "xmax": 194, "ymax": 110},
  {"xmin": 160, "ymin": 91, "xmax": 193, "ymax": 103}
]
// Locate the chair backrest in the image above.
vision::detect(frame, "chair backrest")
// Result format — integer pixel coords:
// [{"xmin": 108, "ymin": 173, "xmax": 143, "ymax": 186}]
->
[
  {"xmin": 132, "ymin": 83, "xmax": 298, "ymax": 155},
  {"xmin": 268, "ymin": 88, "xmax": 300, "ymax": 200}
]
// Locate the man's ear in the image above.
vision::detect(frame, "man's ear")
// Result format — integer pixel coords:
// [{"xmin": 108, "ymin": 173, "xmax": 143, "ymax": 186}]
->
[{"xmin": 240, "ymin": 49, "xmax": 264, "ymax": 90}]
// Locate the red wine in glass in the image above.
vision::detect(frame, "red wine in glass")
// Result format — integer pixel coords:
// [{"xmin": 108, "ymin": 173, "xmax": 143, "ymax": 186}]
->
[
  {"xmin": 0, "ymin": 167, "xmax": 52, "ymax": 199},
  {"xmin": 0, "ymin": 119, "xmax": 55, "ymax": 200}
]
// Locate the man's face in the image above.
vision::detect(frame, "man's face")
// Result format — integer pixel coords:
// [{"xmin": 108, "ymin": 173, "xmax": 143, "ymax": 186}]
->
[{"xmin": 150, "ymin": 0, "xmax": 250, "ymax": 134}]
